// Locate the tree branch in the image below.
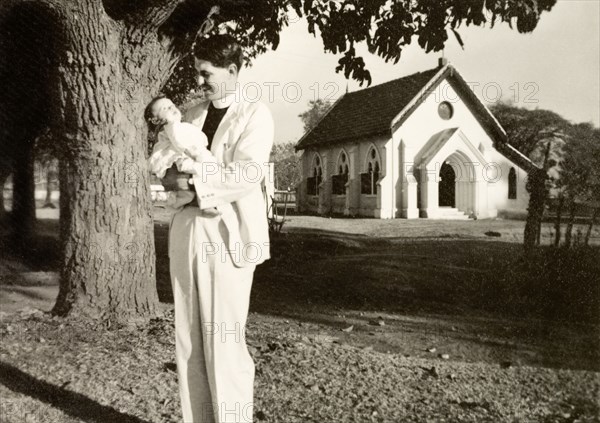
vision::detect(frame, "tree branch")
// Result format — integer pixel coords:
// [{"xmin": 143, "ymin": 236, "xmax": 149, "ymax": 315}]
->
[
  {"xmin": 163, "ymin": 3, "xmax": 220, "ymax": 58},
  {"xmin": 126, "ymin": 0, "xmax": 187, "ymax": 35}
]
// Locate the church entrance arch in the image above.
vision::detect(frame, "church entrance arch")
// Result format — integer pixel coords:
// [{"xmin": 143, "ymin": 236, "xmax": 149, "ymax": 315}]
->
[
  {"xmin": 439, "ymin": 162, "xmax": 456, "ymax": 207},
  {"xmin": 415, "ymin": 129, "xmax": 488, "ymax": 218}
]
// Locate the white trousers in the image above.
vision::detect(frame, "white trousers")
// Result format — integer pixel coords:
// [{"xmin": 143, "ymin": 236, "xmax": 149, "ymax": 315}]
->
[{"xmin": 169, "ymin": 206, "xmax": 256, "ymax": 423}]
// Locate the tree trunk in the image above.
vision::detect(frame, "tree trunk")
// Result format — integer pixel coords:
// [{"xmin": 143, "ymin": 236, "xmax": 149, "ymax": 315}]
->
[
  {"xmin": 536, "ymin": 210, "xmax": 543, "ymax": 246},
  {"xmin": 564, "ymin": 200, "xmax": 576, "ymax": 248},
  {"xmin": 554, "ymin": 194, "xmax": 564, "ymax": 247},
  {"xmin": 0, "ymin": 167, "xmax": 10, "ymax": 217},
  {"xmin": 524, "ymin": 142, "xmax": 552, "ymax": 254},
  {"xmin": 10, "ymin": 139, "xmax": 36, "ymax": 248},
  {"xmin": 524, "ymin": 168, "xmax": 547, "ymax": 255},
  {"xmin": 44, "ymin": 161, "xmax": 54, "ymax": 207},
  {"xmin": 51, "ymin": 1, "xmax": 166, "ymax": 322},
  {"xmin": 584, "ymin": 207, "xmax": 599, "ymax": 245}
]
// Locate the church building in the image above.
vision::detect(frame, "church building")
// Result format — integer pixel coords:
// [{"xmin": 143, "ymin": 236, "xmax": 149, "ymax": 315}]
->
[{"xmin": 295, "ymin": 59, "xmax": 535, "ymax": 219}]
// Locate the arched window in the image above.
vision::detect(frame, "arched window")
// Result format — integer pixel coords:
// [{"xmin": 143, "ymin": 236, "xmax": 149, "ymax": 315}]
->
[
  {"xmin": 307, "ymin": 154, "xmax": 322, "ymax": 196},
  {"xmin": 361, "ymin": 146, "xmax": 380, "ymax": 195},
  {"xmin": 508, "ymin": 167, "xmax": 517, "ymax": 199},
  {"xmin": 332, "ymin": 151, "xmax": 349, "ymax": 195}
]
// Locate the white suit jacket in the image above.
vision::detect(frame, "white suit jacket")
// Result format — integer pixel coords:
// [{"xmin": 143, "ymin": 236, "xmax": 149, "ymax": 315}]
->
[{"xmin": 183, "ymin": 95, "xmax": 274, "ymax": 267}]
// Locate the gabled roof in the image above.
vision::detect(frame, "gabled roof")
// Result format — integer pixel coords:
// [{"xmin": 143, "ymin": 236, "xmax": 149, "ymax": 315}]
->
[
  {"xmin": 294, "ymin": 63, "xmax": 539, "ymax": 171},
  {"xmin": 295, "ymin": 67, "xmax": 440, "ymax": 150}
]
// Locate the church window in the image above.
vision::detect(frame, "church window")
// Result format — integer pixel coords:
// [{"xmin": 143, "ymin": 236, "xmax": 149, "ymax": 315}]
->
[
  {"xmin": 332, "ymin": 151, "xmax": 349, "ymax": 195},
  {"xmin": 438, "ymin": 101, "xmax": 454, "ymax": 120},
  {"xmin": 508, "ymin": 167, "xmax": 517, "ymax": 200},
  {"xmin": 361, "ymin": 146, "xmax": 380, "ymax": 195},
  {"xmin": 307, "ymin": 154, "xmax": 322, "ymax": 196}
]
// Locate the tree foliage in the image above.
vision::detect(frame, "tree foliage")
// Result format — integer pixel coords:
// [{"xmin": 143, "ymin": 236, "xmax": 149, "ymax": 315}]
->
[
  {"xmin": 494, "ymin": 101, "xmax": 600, "ymax": 249},
  {"xmin": 490, "ymin": 101, "xmax": 570, "ymax": 162},
  {"xmin": 270, "ymin": 141, "xmax": 301, "ymax": 191},
  {"xmin": 163, "ymin": 0, "xmax": 558, "ymax": 103},
  {"xmin": 298, "ymin": 99, "xmax": 333, "ymax": 133},
  {"xmin": 560, "ymin": 123, "xmax": 600, "ymax": 204},
  {"xmin": 291, "ymin": 0, "xmax": 557, "ymax": 85},
  {"xmin": 0, "ymin": 0, "xmax": 559, "ymax": 321}
]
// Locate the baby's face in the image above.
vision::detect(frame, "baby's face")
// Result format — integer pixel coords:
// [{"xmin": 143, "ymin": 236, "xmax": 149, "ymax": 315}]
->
[{"xmin": 152, "ymin": 98, "xmax": 182, "ymax": 123}]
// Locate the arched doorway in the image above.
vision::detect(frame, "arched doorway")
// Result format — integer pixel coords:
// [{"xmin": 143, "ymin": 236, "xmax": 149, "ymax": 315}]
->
[{"xmin": 439, "ymin": 162, "xmax": 456, "ymax": 207}]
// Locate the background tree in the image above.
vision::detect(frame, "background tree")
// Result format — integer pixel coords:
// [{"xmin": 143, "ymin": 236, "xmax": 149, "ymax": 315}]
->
[
  {"xmin": 0, "ymin": 0, "xmax": 557, "ymax": 322},
  {"xmin": 270, "ymin": 141, "xmax": 301, "ymax": 191},
  {"xmin": 298, "ymin": 99, "xmax": 334, "ymax": 133},
  {"xmin": 559, "ymin": 123, "xmax": 600, "ymax": 247},
  {"xmin": 33, "ymin": 129, "xmax": 59, "ymax": 208},
  {"xmin": 490, "ymin": 101, "xmax": 570, "ymax": 160},
  {"xmin": 0, "ymin": 1, "xmax": 55, "ymax": 246},
  {"xmin": 0, "ymin": 152, "xmax": 11, "ymax": 219},
  {"xmin": 491, "ymin": 101, "xmax": 571, "ymax": 250}
]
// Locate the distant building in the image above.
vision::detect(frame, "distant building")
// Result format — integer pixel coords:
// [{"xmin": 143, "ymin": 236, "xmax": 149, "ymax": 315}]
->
[{"xmin": 295, "ymin": 59, "xmax": 535, "ymax": 219}]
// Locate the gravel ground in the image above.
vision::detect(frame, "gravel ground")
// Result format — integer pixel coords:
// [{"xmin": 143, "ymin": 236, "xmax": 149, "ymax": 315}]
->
[{"xmin": 0, "ymin": 307, "xmax": 598, "ymax": 423}]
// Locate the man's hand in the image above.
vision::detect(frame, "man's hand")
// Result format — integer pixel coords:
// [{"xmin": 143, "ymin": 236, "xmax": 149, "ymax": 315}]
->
[
  {"xmin": 161, "ymin": 164, "xmax": 193, "ymax": 191},
  {"xmin": 175, "ymin": 157, "xmax": 197, "ymax": 174}
]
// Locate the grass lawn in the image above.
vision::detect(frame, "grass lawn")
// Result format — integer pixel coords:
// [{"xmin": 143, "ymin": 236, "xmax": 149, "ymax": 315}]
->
[{"xmin": 0, "ymin": 208, "xmax": 598, "ymax": 422}]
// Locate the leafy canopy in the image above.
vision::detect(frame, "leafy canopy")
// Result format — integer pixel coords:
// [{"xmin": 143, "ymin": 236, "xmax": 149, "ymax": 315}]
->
[
  {"xmin": 164, "ymin": 0, "xmax": 557, "ymax": 103},
  {"xmin": 298, "ymin": 99, "xmax": 334, "ymax": 133},
  {"xmin": 560, "ymin": 123, "xmax": 600, "ymax": 202}
]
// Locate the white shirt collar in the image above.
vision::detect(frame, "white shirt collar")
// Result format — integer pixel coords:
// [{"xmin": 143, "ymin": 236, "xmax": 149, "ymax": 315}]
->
[{"xmin": 211, "ymin": 91, "xmax": 237, "ymax": 109}]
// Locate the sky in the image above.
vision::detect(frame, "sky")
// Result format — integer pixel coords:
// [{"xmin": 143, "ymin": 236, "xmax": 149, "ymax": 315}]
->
[{"xmin": 236, "ymin": 0, "xmax": 600, "ymax": 145}]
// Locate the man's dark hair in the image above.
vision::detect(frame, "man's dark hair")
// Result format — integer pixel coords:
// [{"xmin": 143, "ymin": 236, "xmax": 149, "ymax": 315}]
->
[{"xmin": 193, "ymin": 34, "xmax": 243, "ymax": 71}]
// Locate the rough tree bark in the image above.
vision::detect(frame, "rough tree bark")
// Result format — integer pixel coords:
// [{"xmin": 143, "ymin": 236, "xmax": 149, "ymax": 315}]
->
[{"xmin": 46, "ymin": 0, "xmax": 204, "ymax": 322}]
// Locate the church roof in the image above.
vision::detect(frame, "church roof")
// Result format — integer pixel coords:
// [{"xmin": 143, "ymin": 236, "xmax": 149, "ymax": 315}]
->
[
  {"xmin": 294, "ymin": 63, "xmax": 539, "ymax": 171},
  {"xmin": 295, "ymin": 67, "xmax": 440, "ymax": 150}
]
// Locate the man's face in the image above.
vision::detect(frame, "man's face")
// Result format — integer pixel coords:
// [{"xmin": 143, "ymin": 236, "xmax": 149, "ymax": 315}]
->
[
  {"xmin": 194, "ymin": 59, "xmax": 238, "ymax": 101},
  {"xmin": 152, "ymin": 98, "xmax": 181, "ymax": 123}
]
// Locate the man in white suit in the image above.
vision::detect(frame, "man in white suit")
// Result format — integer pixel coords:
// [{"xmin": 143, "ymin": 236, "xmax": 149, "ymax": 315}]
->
[{"xmin": 165, "ymin": 34, "xmax": 274, "ymax": 423}]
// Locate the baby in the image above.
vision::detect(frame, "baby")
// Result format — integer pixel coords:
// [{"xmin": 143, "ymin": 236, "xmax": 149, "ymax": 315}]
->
[{"xmin": 146, "ymin": 96, "xmax": 221, "ymax": 215}]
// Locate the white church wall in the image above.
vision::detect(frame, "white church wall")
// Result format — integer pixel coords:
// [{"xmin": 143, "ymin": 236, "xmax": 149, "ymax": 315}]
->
[
  {"xmin": 488, "ymin": 149, "xmax": 530, "ymax": 217},
  {"xmin": 392, "ymin": 77, "xmax": 529, "ymax": 218},
  {"xmin": 298, "ymin": 75, "xmax": 531, "ymax": 219},
  {"xmin": 394, "ymin": 79, "xmax": 495, "ymax": 170}
]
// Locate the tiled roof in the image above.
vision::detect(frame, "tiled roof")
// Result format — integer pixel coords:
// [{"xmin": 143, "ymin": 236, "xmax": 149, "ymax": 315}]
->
[
  {"xmin": 295, "ymin": 63, "xmax": 539, "ymax": 172},
  {"xmin": 295, "ymin": 67, "xmax": 441, "ymax": 150}
]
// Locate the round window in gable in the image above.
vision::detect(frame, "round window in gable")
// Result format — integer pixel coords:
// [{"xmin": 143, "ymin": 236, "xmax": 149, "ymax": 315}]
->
[{"xmin": 438, "ymin": 101, "xmax": 454, "ymax": 120}]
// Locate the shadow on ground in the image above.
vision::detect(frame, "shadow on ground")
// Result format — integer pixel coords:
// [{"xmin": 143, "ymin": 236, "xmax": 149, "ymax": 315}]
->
[
  {"xmin": 2, "ymin": 215, "xmax": 599, "ymax": 371},
  {"xmin": 157, "ymin": 223, "xmax": 599, "ymax": 323},
  {"xmin": 155, "ymin": 221, "xmax": 600, "ymax": 371},
  {"xmin": 0, "ymin": 361, "xmax": 151, "ymax": 423}
]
